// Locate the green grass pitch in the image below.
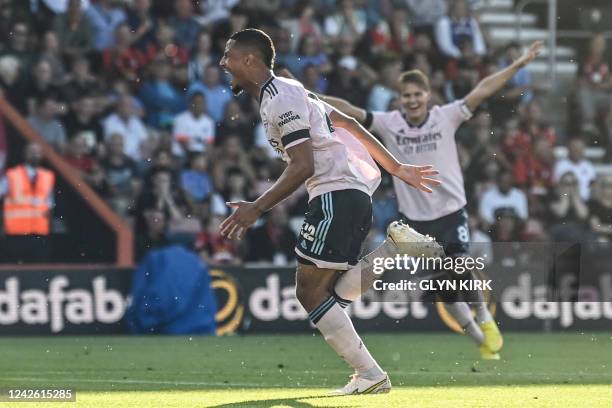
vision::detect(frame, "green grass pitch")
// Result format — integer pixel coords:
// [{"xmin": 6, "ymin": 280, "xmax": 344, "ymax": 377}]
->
[{"xmin": 0, "ymin": 332, "xmax": 611, "ymax": 407}]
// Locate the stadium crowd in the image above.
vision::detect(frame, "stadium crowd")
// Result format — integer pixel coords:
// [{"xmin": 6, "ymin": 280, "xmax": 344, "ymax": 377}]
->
[{"xmin": 0, "ymin": 0, "xmax": 611, "ymax": 264}]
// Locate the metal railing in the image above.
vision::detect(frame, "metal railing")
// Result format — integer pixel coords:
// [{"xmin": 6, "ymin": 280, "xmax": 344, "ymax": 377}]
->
[
  {"xmin": 0, "ymin": 97, "xmax": 135, "ymax": 267},
  {"xmin": 515, "ymin": 0, "xmax": 557, "ymax": 85},
  {"xmin": 516, "ymin": 0, "xmax": 612, "ymax": 87}
]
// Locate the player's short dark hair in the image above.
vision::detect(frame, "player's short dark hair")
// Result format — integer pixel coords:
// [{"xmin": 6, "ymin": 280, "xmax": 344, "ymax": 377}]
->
[
  {"xmin": 399, "ymin": 69, "xmax": 430, "ymax": 91},
  {"xmin": 229, "ymin": 28, "xmax": 276, "ymax": 69}
]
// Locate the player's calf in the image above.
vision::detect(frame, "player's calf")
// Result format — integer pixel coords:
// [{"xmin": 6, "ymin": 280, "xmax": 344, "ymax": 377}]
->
[{"xmin": 296, "ymin": 263, "xmax": 388, "ymax": 389}]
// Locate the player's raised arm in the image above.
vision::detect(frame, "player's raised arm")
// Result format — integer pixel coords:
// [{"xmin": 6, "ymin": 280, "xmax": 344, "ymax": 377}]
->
[
  {"xmin": 464, "ymin": 41, "xmax": 542, "ymax": 113},
  {"xmin": 319, "ymin": 95, "xmax": 367, "ymax": 124},
  {"xmin": 220, "ymin": 139, "xmax": 314, "ymax": 239},
  {"xmin": 329, "ymin": 108, "xmax": 440, "ymax": 193}
]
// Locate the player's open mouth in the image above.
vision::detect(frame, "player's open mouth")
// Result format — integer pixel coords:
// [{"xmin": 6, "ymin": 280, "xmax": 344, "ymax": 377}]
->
[
  {"xmin": 224, "ymin": 69, "xmax": 243, "ymax": 96},
  {"xmin": 223, "ymin": 68, "xmax": 233, "ymax": 82}
]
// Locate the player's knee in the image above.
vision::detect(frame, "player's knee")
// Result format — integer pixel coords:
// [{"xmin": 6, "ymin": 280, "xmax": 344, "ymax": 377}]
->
[
  {"xmin": 295, "ymin": 263, "xmax": 338, "ymax": 310},
  {"xmin": 295, "ymin": 282, "xmax": 330, "ymax": 311},
  {"xmin": 295, "ymin": 282, "xmax": 317, "ymax": 306}
]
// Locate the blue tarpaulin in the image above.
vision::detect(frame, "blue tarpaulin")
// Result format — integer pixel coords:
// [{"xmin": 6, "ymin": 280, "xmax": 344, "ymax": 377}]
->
[{"xmin": 126, "ymin": 245, "xmax": 217, "ymax": 334}]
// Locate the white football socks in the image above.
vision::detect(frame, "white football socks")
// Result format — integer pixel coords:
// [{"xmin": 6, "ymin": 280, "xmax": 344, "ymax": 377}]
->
[
  {"xmin": 333, "ymin": 238, "xmax": 398, "ymax": 305},
  {"xmin": 445, "ymin": 302, "xmax": 484, "ymax": 345},
  {"xmin": 473, "ymin": 302, "xmax": 494, "ymax": 324},
  {"xmin": 311, "ymin": 299, "xmax": 384, "ymax": 380}
]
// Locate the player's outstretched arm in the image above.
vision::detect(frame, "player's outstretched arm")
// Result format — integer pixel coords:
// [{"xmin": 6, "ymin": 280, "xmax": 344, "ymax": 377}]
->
[
  {"xmin": 464, "ymin": 41, "xmax": 542, "ymax": 112},
  {"xmin": 318, "ymin": 95, "xmax": 367, "ymax": 124},
  {"xmin": 329, "ymin": 109, "xmax": 440, "ymax": 193},
  {"xmin": 220, "ymin": 140, "xmax": 314, "ymax": 239}
]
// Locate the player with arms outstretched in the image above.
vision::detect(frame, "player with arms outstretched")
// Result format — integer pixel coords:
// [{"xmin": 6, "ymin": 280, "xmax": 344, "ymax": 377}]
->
[
  {"xmin": 219, "ymin": 28, "xmax": 441, "ymax": 394},
  {"xmin": 320, "ymin": 41, "xmax": 543, "ymax": 360}
]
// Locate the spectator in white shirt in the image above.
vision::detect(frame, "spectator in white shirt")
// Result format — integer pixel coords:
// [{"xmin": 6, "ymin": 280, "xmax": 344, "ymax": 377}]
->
[
  {"xmin": 103, "ymin": 94, "xmax": 148, "ymax": 161},
  {"xmin": 434, "ymin": 0, "xmax": 486, "ymax": 59},
  {"xmin": 479, "ymin": 170, "xmax": 529, "ymax": 227},
  {"xmin": 324, "ymin": 0, "xmax": 367, "ymax": 40},
  {"xmin": 553, "ymin": 138, "xmax": 596, "ymax": 201},
  {"xmin": 172, "ymin": 91, "xmax": 215, "ymax": 156},
  {"xmin": 405, "ymin": 0, "xmax": 448, "ymax": 28},
  {"xmin": 197, "ymin": 0, "xmax": 240, "ymax": 26}
]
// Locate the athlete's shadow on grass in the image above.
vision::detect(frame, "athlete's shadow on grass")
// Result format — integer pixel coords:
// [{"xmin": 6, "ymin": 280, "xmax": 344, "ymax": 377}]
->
[{"xmin": 210, "ymin": 394, "xmax": 358, "ymax": 408}]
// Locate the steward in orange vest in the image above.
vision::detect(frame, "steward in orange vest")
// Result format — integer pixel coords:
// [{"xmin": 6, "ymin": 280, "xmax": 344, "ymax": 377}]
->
[{"xmin": 3, "ymin": 147, "xmax": 55, "ymax": 235}]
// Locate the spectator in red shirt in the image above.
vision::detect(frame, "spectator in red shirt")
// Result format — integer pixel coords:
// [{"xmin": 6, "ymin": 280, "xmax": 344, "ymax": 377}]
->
[
  {"xmin": 369, "ymin": 6, "xmax": 413, "ymax": 57},
  {"xmin": 144, "ymin": 22, "xmax": 189, "ymax": 83},
  {"xmin": 102, "ymin": 23, "xmax": 146, "ymax": 83},
  {"xmin": 195, "ymin": 215, "xmax": 241, "ymax": 265},
  {"xmin": 513, "ymin": 137, "xmax": 554, "ymax": 195},
  {"xmin": 444, "ymin": 39, "xmax": 484, "ymax": 82},
  {"xmin": 63, "ymin": 132, "xmax": 110, "ymax": 195},
  {"xmin": 63, "ymin": 132, "xmax": 96, "ymax": 174},
  {"xmin": 503, "ymin": 101, "xmax": 556, "ymax": 163},
  {"xmin": 513, "ymin": 137, "xmax": 555, "ymax": 219}
]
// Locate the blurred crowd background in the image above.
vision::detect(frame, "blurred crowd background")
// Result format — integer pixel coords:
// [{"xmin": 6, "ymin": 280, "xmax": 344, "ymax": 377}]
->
[{"xmin": 0, "ymin": 0, "xmax": 611, "ymax": 266}]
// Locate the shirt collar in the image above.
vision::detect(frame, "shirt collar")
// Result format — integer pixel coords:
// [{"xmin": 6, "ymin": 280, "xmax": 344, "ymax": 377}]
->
[
  {"xmin": 401, "ymin": 109, "xmax": 430, "ymax": 129},
  {"xmin": 258, "ymin": 75, "xmax": 276, "ymax": 105}
]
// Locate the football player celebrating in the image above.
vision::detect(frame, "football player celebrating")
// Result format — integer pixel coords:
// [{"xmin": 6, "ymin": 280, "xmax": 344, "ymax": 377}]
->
[
  {"xmin": 219, "ymin": 28, "xmax": 442, "ymax": 394},
  {"xmin": 319, "ymin": 41, "xmax": 543, "ymax": 360}
]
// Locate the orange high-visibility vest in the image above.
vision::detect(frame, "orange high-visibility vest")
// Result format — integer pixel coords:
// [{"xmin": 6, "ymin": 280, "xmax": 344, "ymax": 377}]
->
[{"xmin": 3, "ymin": 165, "xmax": 55, "ymax": 235}]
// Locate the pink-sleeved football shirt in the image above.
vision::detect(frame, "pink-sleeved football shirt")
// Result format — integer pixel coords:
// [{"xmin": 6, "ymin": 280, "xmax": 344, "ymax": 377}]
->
[
  {"xmin": 368, "ymin": 100, "xmax": 472, "ymax": 220},
  {"xmin": 259, "ymin": 76, "xmax": 380, "ymax": 200}
]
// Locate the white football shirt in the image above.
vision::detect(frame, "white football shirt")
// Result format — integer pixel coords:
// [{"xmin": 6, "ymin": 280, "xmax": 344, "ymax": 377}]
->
[
  {"xmin": 552, "ymin": 158, "xmax": 596, "ymax": 200},
  {"xmin": 367, "ymin": 100, "xmax": 472, "ymax": 221},
  {"xmin": 172, "ymin": 110, "xmax": 215, "ymax": 152},
  {"xmin": 259, "ymin": 76, "xmax": 380, "ymax": 200}
]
